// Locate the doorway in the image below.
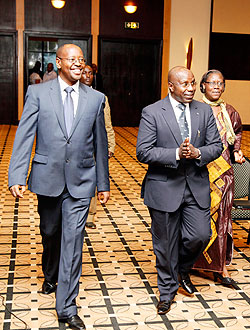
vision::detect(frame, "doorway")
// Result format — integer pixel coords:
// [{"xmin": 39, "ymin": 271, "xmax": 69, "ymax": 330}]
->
[
  {"xmin": 99, "ymin": 38, "xmax": 162, "ymax": 126},
  {"xmin": 25, "ymin": 33, "xmax": 91, "ymax": 90},
  {"xmin": 0, "ymin": 32, "xmax": 17, "ymax": 124}
]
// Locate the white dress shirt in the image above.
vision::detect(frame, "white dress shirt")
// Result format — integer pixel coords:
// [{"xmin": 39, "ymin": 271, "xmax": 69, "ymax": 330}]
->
[
  {"xmin": 43, "ymin": 70, "xmax": 57, "ymax": 82},
  {"xmin": 58, "ymin": 76, "xmax": 79, "ymax": 117}
]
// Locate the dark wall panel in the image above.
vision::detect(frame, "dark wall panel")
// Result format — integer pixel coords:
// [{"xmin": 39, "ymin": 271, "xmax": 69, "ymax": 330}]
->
[
  {"xmin": 0, "ymin": 0, "xmax": 16, "ymax": 30},
  {"xmin": 99, "ymin": 38, "xmax": 162, "ymax": 126},
  {"xmin": 100, "ymin": 0, "xmax": 164, "ymax": 39},
  {"xmin": 209, "ymin": 32, "xmax": 250, "ymax": 80},
  {"xmin": 0, "ymin": 33, "xmax": 17, "ymax": 124},
  {"xmin": 25, "ymin": 0, "xmax": 91, "ymax": 34}
]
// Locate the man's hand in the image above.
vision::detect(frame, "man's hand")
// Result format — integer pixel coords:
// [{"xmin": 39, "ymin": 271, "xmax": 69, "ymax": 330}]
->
[
  {"xmin": 9, "ymin": 185, "xmax": 26, "ymax": 198},
  {"xmin": 97, "ymin": 191, "xmax": 110, "ymax": 204},
  {"xmin": 179, "ymin": 138, "xmax": 200, "ymax": 159},
  {"xmin": 234, "ymin": 150, "xmax": 245, "ymax": 164}
]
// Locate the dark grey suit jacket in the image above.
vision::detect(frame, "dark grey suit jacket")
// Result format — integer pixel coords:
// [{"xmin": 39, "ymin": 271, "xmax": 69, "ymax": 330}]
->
[
  {"xmin": 9, "ymin": 78, "xmax": 110, "ymax": 198},
  {"xmin": 136, "ymin": 95, "xmax": 223, "ymax": 212}
]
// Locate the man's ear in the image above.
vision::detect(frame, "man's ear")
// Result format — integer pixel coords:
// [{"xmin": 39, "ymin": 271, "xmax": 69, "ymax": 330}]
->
[
  {"xmin": 168, "ymin": 82, "xmax": 174, "ymax": 93},
  {"xmin": 56, "ymin": 57, "xmax": 61, "ymax": 70}
]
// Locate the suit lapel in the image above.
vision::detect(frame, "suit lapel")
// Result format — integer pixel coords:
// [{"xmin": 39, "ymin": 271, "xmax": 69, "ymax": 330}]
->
[
  {"xmin": 50, "ymin": 79, "xmax": 67, "ymax": 138},
  {"xmin": 162, "ymin": 96, "xmax": 183, "ymax": 146},
  {"xmin": 69, "ymin": 83, "xmax": 88, "ymax": 138},
  {"xmin": 190, "ymin": 101, "xmax": 200, "ymax": 145}
]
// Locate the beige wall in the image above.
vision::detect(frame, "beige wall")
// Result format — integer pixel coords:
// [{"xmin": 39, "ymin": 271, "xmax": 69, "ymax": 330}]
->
[
  {"xmin": 223, "ymin": 81, "xmax": 250, "ymax": 125},
  {"xmin": 168, "ymin": 0, "xmax": 211, "ymax": 100},
  {"xmin": 212, "ymin": 0, "xmax": 250, "ymax": 125},
  {"xmin": 212, "ymin": 0, "xmax": 250, "ymax": 34}
]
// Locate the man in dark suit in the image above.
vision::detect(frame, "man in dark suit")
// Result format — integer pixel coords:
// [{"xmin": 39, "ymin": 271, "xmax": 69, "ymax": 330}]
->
[
  {"xmin": 136, "ymin": 66, "xmax": 223, "ymax": 314},
  {"xmin": 9, "ymin": 44, "xmax": 110, "ymax": 330}
]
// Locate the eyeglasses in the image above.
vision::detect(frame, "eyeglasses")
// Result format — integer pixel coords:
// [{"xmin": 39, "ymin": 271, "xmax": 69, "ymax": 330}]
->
[
  {"xmin": 205, "ymin": 81, "xmax": 225, "ymax": 87},
  {"xmin": 170, "ymin": 81, "xmax": 197, "ymax": 88},
  {"xmin": 57, "ymin": 57, "xmax": 85, "ymax": 64}
]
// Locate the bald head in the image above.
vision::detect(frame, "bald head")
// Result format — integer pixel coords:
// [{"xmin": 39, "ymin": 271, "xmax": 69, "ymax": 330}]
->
[
  {"xmin": 56, "ymin": 44, "xmax": 83, "ymax": 58},
  {"xmin": 168, "ymin": 66, "xmax": 196, "ymax": 103},
  {"xmin": 168, "ymin": 66, "xmax": 191, "ymax": 83}
]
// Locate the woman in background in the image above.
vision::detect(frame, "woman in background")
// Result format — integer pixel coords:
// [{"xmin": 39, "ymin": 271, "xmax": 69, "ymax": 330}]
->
[{"xmin": 194, "ymin": 69, "xmax": 245, "ymax": 287}]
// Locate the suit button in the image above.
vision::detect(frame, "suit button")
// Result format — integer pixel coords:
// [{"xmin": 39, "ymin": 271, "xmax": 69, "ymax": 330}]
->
[
  {"xmin": 67, "ymin": 140, "xmax": 71, "ymax": 144},
  {"xmin": 66, "ymin": 159, "xmax": 70, "ymax": 163}
]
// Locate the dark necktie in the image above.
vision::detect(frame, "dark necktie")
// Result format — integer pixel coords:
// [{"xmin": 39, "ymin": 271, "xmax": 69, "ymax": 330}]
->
[
  {"xmin": 64, "ymin": 87, "xmax": 74, "ymax": 136},
  {"xmin": 177, "ymin": 103, "xmax": 189, "ymax": 141}
]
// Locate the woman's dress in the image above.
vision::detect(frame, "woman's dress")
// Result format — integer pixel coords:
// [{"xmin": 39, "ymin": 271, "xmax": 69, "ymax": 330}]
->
[{"xmin": 194, "ymin": 104, "xmax": 242, "ymax": 272}]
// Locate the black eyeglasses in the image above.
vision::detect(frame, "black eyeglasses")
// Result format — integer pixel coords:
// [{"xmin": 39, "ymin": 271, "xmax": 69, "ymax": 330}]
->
[
  {"xmin": 205, "ymin": 81, "xmax": 225, "ymax": 87},
  {"xmin": 57, "ymin": 57, "xmax": 85, "ymax": 64},
  {"xmin": 170, "ymin": 81, "xmax": 197, "ymax": 88}
]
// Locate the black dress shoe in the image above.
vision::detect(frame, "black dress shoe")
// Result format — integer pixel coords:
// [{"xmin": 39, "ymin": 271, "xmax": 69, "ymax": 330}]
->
[
  {"xmin": 41, "ymin": 280, "xmax": 57, "ymax": 294},
  {"xmin": 179, "ymin": 273, "xmax": 195, "ymax": 294},
  {"xmin": 66, "ymin": 315, "xmax": 86, "ymax": 330},
  {"xmin": 157, "ymin": 300, "xmax": 172, "ymax": 314},
  {"xmin": 213, "ymin": 272, "xmax": 237, "ymax": 288},
  {"xmin": 86, "ymin": 221, "xmax": 96, "ymax": 229}
]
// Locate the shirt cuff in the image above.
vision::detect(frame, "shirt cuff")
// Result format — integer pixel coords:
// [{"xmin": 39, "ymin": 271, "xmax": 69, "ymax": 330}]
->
[{"xmin": 176, "ymin": 148, "xmax": 180, "ymax": 160}]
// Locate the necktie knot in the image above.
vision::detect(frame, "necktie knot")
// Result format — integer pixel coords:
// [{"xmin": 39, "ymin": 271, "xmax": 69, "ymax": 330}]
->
[
  {"xmin": 177, "ymin": 103, "xmax": 186, "ymax": 111},
  {"xmin": 65, "ymin": 86, "xmax": 74, "ymax": 94}
]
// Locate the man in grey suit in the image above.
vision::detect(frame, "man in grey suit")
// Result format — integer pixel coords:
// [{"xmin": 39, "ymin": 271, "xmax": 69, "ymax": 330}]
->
[
  {"xmin": 8, "ymin": 44, "xmax": 110, "ymax": 330},
  {"xmin": 136, "ymin": 66, "xmax": 223, "ymax": 314}
]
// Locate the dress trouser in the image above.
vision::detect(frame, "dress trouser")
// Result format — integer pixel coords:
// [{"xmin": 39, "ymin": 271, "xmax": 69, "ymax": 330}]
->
[
  {"xmin": 37, "ymin": 188, "xmax": 90, "ymax": 318},
  {"xmin": 87, "ymin": 193, "xmax": 97, "ymax": 223},
  {"xmin": 148, "ymin": 184, "xmax": 211, "ymax": 302}
]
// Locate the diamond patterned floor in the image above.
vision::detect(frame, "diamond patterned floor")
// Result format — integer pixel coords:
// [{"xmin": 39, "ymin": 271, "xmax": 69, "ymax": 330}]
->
[{"xmin": 0, "ymin": 125, "xmax": 250, "ymax": 330}]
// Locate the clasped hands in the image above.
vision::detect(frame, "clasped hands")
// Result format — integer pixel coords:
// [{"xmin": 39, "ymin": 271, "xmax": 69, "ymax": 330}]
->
[{"xmin": 179, "ymin": 137, "xmax": 200, "ymax": 159}]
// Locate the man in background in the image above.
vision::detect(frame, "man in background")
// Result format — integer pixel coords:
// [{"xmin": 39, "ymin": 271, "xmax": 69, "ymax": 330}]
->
[
  {"xmin": 43, "ymin": 62, "xmax": 57, "ymax": 82},
  {"xmin": 81, "ymin": 64, "xmax": 115, "ymax": 229},
  {"xmin": 29, "ymin": 60, "xmax": 43, "ymax": 84},
  {"xmin": 91, "ymin": 63, "xmax": 104, "ymax": 92}
]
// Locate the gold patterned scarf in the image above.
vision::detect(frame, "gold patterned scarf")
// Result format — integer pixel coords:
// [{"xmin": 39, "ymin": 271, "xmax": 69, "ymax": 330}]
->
[{"xmin": 202, "ymin": 95, "xmax": 236, "ymax": 145}]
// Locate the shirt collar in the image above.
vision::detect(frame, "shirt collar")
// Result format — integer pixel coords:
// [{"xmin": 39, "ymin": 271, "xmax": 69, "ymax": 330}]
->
[
  {"xmin": 169, "ymin": 93, "xmax": 187, "ymax": 109},
  {"xmin": 58, "ymin": 76, "xmax": 79, "ymax": 94}
]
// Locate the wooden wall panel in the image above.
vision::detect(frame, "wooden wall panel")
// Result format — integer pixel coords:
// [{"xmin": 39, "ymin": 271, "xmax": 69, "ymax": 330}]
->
[
  {"xmin": 25, "ymin": 0, "xmax": 91, "ymax": 34},
  {"xmin": 99, "ymin": 0, "xmax": 164, "ymax": 39},
  {"xmin": 0, "ymin": 0, "xmax": 16, "ymax": 30}
]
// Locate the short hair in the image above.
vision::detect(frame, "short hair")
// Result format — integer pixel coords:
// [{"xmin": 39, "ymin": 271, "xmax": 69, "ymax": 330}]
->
[{"xmin": 200, "ymin": 69, "xmax": 225, "ymax": 93}]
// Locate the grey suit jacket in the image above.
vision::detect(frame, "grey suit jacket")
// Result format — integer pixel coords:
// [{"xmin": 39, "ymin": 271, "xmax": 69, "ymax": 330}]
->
[
  {"xmin": 9, "ymin": 78, "xmax": 110, "ymax": 198},
  {"xmin": 136, "ymin": 95, "xmax": 223, "ymax": 212}
]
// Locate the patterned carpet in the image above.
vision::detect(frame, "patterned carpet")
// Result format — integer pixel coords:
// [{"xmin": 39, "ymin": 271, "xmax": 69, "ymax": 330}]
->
[{"xmin": 0, "ymin": 125, "xmax": 250, "ymax": 330}]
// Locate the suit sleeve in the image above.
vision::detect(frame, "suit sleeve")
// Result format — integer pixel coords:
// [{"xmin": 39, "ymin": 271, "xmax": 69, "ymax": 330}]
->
[
  {"xmin": 93, "ymin": 95, "xmax": 110, "ymax": 192},
  {"xmin": 136, "ymin": 107, "xmax": 178, "ymax": 168},
  {"xmin": 8, "ymin": 86, "xmax": 39, "ymax": 188}
]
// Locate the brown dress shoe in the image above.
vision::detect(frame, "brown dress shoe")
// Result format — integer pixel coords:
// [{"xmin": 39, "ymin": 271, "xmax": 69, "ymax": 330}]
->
[{"xmin": 157, "ymin": 300, "xmax": 172, "ymax": 314}]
